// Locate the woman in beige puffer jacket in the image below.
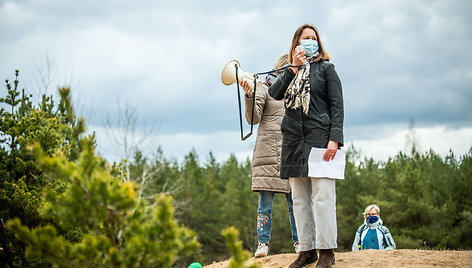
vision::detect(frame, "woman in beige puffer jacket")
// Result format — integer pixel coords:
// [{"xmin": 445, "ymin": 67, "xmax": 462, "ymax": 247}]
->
[{"xmin": 241, "ymin": 54, "xmax": 299, "ymax": 258}]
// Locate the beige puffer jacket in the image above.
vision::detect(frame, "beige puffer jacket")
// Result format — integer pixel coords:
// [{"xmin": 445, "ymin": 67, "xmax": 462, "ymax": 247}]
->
[{"xmin": 244, "ymin": 83, "xmax": 291, "ymax": 193}]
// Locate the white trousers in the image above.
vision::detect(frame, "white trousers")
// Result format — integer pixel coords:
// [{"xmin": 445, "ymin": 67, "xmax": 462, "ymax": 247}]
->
[{"xmin": 289, "ymin": 177, "xmax": 337, "ymax": 251}]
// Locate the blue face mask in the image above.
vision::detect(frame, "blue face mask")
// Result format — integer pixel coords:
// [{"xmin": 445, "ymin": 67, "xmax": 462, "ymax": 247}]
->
[
  {"xmin": 301, "ymin": 39, "xmax": 319, "ymax": 57},
  {"xmin": 367, "ymin": 215, "xmax": 379, "ymax": 224}
]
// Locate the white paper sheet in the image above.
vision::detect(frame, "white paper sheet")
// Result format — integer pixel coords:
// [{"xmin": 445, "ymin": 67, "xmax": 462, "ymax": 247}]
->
[{"xmin": 307, "ymin": 148, "xmax": 346, "ymax": 180}]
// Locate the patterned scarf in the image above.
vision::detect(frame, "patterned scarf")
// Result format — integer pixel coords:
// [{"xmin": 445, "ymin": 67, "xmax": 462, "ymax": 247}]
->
[{"xmin": 284, "ymin": 51, "xmax": 319, "ymax": 114}]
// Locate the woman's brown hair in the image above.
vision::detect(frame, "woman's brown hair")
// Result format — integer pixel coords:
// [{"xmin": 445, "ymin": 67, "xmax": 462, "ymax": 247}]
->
[{"xmin": 288, "ymin": 24, "xmax": 331, "ymax": 64}]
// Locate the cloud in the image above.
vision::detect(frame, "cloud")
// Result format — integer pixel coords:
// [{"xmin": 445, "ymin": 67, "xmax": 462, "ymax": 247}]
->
[
  {"xmin": 1, "ymin": 0, "xmax": 471, "ymax": 163},
  {"xmin": 91, "ymin": 125, "xmax": 256, "ymax": 164},
  {"xmin": 91, "ymin": 123, "xmax": 472, "ymax": 164},
  {"xmin": 326, "ymin": 0, "xmax": 472, "ymax": 127},
  {"xmin": 347, "ymin": 125, "xmax": 472, "ymax": 161}
]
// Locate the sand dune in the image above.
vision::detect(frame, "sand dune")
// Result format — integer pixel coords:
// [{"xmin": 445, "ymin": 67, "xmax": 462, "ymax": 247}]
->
[{"xmin": 204, "ymin": 249, "xmax": 472, "ymax": 268}]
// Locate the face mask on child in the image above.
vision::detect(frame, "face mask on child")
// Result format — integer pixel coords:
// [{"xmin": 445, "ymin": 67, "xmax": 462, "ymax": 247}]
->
[
  {"xmin": 367, "ymin": 215, "xmax": 379, "ymax": 224},
  {"xmin": 301, "ymin": 39, "xmax": 319, "ymax": 57}
]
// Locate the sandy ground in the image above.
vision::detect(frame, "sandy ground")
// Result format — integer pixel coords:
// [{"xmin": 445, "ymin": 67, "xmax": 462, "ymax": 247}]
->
[{"xmin": 204, "ymin": 249, "xmax": 472, "ymax": 268}]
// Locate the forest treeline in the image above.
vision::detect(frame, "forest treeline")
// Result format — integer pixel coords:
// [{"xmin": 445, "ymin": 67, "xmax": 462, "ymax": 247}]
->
[{"xmin": 1, "ymin": 71, "xmax": 471, "ymax": 267}]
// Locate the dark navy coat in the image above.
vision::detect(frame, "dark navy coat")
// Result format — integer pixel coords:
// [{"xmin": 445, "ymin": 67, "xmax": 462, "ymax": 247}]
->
[{"xmin": 268, "ymin": 60, "xmax": 344, "ymax": 179}]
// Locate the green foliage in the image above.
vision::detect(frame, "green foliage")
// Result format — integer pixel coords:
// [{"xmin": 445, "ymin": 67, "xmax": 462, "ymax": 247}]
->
[
  {"xmin": 220, "ymin": 156, "xmax": 258, "ymax": 252},
  {"xmin": 1, "ymin": 71, "xmax": 84, "ymax": 266},
  {"xmin": 177, "ymin": 151, "xmax": 227, "ymax": 263},
  {"xmin": 9, "ymin": 131, "xmax": 200, "ymax": 267},
  {"xmin": 121, "ymin": 140, "xmax": 472, "ymax": 264},
  {"xmin": 2, "ymin": 70, "xmax": 472, "ymax": 267},
  {"xmin": 336, "ymin": 145, "xmax": 368, "ymax": 249},
  {"xmin": 1, "ymin": 71, "xmax": 199, "ymax": 267},
  {"xmin": 336, "ymin": 147, "xmax": 472, "ymax": 251},
  {"xmin": 221, "ymin": 227, "xmax": 260, "ymax": 268}
]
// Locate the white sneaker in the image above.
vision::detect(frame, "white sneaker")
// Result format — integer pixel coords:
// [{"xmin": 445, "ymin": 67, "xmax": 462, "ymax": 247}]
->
[
  {"xmin": 294, "ymin": 242, "xmax": 301, "ymax": 253},
  {"xmin": 254, "ymin": 243, "xmax": 269, "ymax": 258}
]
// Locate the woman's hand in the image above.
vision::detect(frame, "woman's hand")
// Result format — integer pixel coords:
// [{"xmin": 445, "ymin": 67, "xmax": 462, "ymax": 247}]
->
[
  {"xmin": 239, "ymin": 80, "xmax": 253, "ymax": 97},
  {"xmin": 289, "ymin": 49, "xmax": 306, "ymax": 74},
  {"xmin": 293, "ymin": 49, "xmax": 306, "ymax": 66},
  {"xmin": 323, "ymin": 141, "xmax": 339, "ymax": 161}
]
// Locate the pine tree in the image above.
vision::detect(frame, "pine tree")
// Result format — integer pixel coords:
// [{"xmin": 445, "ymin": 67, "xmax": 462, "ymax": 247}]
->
[
  {"xmin": 1, "ymin": 71, "xmax": 83, "ymax": 266},
  {"xmin": 2, "ymin": 71, "xmax": 199, "ymax": 266},
  {"xmin": 221, "ymin": 227, "xmax": 260, "ymax": 268},
  {"xmin": 8, "ymin": 125, "xmax": 199, "ymax": 267},
  {"xmin": 220, "ymin": 155, "xmax": 258, "ymax": 252}
]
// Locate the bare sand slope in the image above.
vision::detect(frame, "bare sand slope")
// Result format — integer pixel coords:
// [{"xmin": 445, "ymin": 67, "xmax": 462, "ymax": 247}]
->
[{"xmin": 204, "ymin": 249, "xmax": 472, "ymax": 268}]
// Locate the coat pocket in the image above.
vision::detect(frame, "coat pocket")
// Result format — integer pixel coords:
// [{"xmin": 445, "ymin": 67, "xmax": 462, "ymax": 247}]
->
[{"xmin": 253, "ymin": 132, "xmax": 278, "ymax": 167}]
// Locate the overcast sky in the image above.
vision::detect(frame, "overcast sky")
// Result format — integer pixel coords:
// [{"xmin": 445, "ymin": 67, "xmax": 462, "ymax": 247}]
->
[{"xmin": 1, "ymin": 0, "xmax": 471, "ymax": 164}]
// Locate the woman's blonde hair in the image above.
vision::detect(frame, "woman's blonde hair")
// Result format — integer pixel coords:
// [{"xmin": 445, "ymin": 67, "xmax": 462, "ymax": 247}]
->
[
  {"xmin": 274, "ymin": 54, "xmax": 289, "ymax": 74},
  {"xmin": 363, "ymin": 204, "xmax": 380, "ymax": 218},
  {"xmin": 288, "ymin": 24, "xmax": 331, "ymax": 64}
]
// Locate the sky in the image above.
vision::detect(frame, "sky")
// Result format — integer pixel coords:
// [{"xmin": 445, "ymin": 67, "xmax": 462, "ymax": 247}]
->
[{"xmin": 1, "ymin": 0, "xmax": 471, "ymax": 164}]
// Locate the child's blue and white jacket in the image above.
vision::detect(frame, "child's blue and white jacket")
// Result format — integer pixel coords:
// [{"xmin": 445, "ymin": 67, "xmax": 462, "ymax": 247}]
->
[{"xmin": 351, "ymin": 217, "xmax": 396, "ymax": 251}]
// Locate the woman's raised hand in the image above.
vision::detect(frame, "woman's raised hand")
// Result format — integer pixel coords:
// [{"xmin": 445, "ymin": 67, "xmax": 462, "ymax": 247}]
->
[
  {"xmin": 239, "ymin": 80, "xmax": 253, "ymax": 97},
  {"xmin": 289, "ymin": 49, "xmax": 306, "ymax": 74},
  {"xmin": 293, "ymin": 49, "xmax": 306, "ymax": 67}
]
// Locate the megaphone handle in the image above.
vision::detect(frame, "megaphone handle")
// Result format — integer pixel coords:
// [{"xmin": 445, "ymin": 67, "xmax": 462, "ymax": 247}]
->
[
  {"xmin": 241, "ymin": 78, "xmax": 257, "ymax": 141},
  {"xmin": 242, "ymin": 132, "xmax": 253, "ymax": 140}
]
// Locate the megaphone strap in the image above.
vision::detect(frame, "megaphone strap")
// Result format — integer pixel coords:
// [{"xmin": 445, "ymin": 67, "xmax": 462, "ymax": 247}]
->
[{"xmin": 230, "ymin": 62, "xmax": 302, "ymax": 141}]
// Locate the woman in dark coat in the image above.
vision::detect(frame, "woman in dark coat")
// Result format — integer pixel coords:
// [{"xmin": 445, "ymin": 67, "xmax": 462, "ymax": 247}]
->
[{"xmin": 268, "ymin": 24, "xmax": 344, "ymax": 268}]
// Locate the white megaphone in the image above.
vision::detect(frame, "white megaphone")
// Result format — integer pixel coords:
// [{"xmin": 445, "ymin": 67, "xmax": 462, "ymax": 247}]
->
[{"xmin": 221, "ymin": 60, "xmax": 263, "ymax": 90}]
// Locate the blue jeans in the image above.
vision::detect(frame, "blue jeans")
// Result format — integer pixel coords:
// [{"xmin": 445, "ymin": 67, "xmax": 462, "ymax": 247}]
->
[{"xmin": 257, "ymin": 190, "xmax": 298, "ymax": 244}]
